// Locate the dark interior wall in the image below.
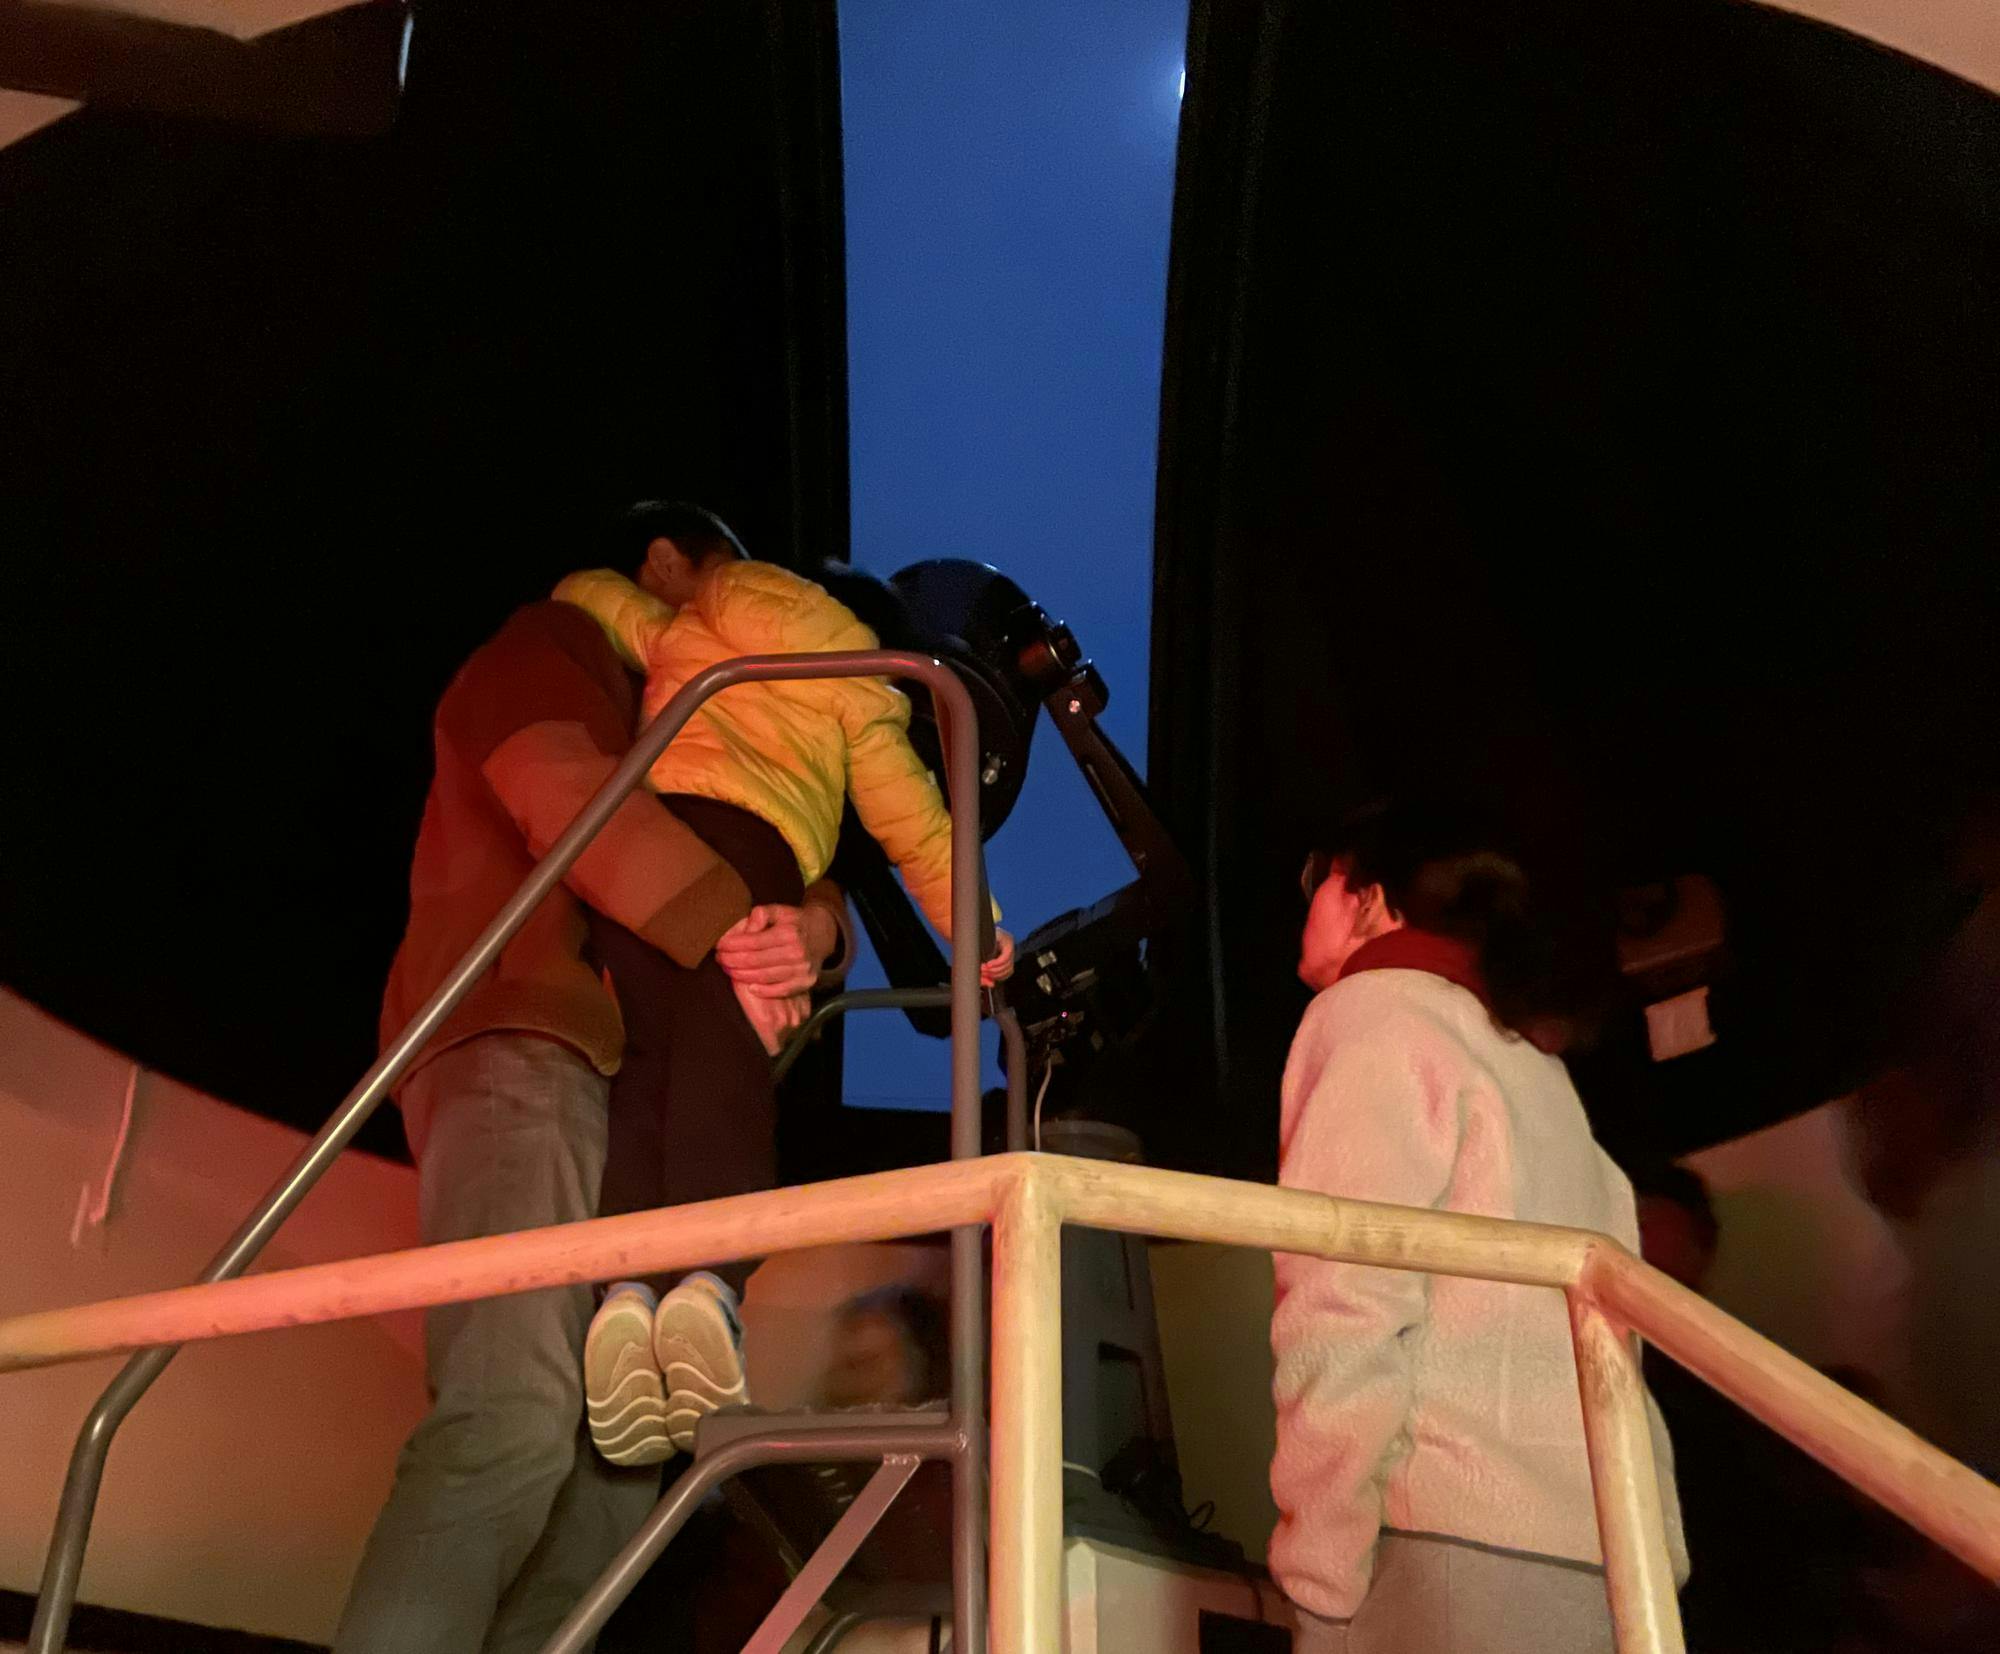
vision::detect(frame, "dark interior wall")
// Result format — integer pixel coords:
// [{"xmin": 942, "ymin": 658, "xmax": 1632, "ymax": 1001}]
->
[
  {"xmin": 1151, "ymin": 0, "xmax": 2000, "ymax": 1177},
  {"xmin": 0, "ymin": 0, "xmax": 846, "ymax": 1143}
]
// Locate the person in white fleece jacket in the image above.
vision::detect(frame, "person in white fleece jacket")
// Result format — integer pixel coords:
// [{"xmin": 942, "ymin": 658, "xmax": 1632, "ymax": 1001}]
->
[{"xmin": 1270, "ymin": 803, "xmax": 1686, "ymax": 1653}]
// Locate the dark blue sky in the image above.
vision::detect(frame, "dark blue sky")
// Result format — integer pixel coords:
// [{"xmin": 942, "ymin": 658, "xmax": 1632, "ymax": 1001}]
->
[{"xmin": 838, "ymin": 0, "xmax": 1188, "ymax": 1107}]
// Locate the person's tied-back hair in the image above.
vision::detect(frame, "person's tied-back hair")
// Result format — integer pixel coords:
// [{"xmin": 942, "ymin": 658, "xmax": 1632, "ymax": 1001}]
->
[{"xmin": 1316, "ymin": 798, "xmax": 1574, "ymax": 1042}]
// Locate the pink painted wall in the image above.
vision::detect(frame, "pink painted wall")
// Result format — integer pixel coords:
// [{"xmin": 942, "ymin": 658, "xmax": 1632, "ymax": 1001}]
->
[{"xmin": 0, "ymin": 989, "xmax": 426, "ymax": 1644}]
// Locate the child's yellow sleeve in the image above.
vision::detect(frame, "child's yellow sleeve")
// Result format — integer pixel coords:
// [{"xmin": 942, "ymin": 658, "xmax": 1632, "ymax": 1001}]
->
[{"xmin": 552, "ymin": 568, "xmax": 673, "ymax": 672}]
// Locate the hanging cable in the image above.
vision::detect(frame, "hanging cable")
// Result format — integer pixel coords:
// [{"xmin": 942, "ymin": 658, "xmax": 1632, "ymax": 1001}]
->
[{"xmin": 1031, "ymin": 1059, "xmax": 1055, "ymax": 1152}]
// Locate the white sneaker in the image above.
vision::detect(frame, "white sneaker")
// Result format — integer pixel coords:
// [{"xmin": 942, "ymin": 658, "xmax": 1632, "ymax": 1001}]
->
[
  {"xmin": 584, "ymin": 1281, "xmax": 674, "ymax": 1466},
  {"xmin": 653, "ymin": 1271, "xmax": 749, "ymax": 1452}
]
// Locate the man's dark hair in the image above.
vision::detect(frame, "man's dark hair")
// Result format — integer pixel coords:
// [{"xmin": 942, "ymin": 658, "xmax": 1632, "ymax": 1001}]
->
[{"xmin": 615, "ymin": 500, "xmax": 749, "ymax": 569}]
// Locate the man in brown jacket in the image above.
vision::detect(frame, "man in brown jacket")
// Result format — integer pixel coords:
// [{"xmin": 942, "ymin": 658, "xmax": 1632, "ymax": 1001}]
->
[{"xmin": 334, "ymin": 595, "xmax": 848, "ymax": 1654}]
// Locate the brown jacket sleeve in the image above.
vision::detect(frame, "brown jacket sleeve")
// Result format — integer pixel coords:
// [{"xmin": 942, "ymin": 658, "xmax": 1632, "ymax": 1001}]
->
[{"xmin": 441, "ymin": 603, "xmax": 751, "ymax": 967}]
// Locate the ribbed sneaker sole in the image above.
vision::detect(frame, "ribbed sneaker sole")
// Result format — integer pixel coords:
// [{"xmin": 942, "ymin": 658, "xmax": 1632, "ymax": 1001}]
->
[
  {"xmin": 585, "ymin": 1298, "xmax": 673, "ymax": 1467},
  {"xmin": 587, "ymin": 1381, "xmax": 674, "ymax": 1465},
  {"xmin": 654, "ymin": 1285, "xmax": 749, "ymax": 1452}
]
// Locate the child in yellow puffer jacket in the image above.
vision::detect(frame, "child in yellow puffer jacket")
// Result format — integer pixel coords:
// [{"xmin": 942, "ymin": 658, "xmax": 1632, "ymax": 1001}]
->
[
  {"xmin": 554, "ymin": 503, "xmax": 1011, "ymax": 1001},
  {"xmin": 566, "ymin": 503, "xmax": 1012, "ymax": 1470}
]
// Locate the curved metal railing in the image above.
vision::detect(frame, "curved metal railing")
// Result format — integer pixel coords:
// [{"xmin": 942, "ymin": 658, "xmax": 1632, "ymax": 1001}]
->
[
  {"xmin": 772, "ymin": 986, "xmax": 1031, "ymax": 1149},
  {"xmin": 21, "ymin": 648, "xmax": 997, "ymax": 1654}
]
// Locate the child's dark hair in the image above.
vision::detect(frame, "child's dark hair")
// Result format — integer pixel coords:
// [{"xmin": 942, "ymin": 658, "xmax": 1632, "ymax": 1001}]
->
[
  {"xmin": 1315, "ymin": 798, "xmax": 1572, "ymax": 1040},
  {"xmin": 615, "ymin": 500, "xmax": 749, "ymax": 568},
  {"xmin": 840, "ymin": 1285, "xmax": 949, "ymax": 1402}
]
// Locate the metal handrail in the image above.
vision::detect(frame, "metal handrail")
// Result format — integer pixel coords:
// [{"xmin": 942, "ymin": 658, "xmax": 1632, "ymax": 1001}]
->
[
  {"xmin": 24, "ymin": 647, "xmax": 995, "ymax": 1654},
  {"xmin": 773, "ymin": 987, "xmax": 1032, "ymax": 1153},
  {"xmin": 7, "ymin": 1153, "xmax": 1999, "ymax": 1654},
  {"xmin": 773, "ymin": 987, "xmax": 953, "ymax": 1082},
  {"xmin": 544, "ymin": 1416, "xmax": 962, "ymax": 1654}
]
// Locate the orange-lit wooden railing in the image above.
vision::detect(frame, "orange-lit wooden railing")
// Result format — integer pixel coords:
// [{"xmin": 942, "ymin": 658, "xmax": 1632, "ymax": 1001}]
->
[{"xmin": 3, "ymin": 1151, "xmax": 1997, "ymax": 1654}]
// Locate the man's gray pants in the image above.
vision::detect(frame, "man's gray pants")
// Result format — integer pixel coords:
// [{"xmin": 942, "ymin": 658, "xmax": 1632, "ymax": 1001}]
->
[{"xmin": 332, "ymin": 1034, "xmax": 662, "ymax": 1654}]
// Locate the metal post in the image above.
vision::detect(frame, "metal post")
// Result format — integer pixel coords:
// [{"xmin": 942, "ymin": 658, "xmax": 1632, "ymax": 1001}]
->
[
  {"xmin": 1568, "ymin": 1294, "xmax": 1685, "ymax": 1654},
  {"xmin": 28, "ymin": 648, "xmax": 982, "ymax": 1654},
  {"xmin": 988, "ymin": 1174, "xmax": 1063, "ymax": 1653},
  {"xmin": 994, "ymin": 1004, "xmax": 1029, "ymax": 1154},
  {"xmin": 938, "ymin": 654, "xmax": 990, "ymax": 1654}
]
